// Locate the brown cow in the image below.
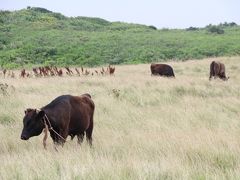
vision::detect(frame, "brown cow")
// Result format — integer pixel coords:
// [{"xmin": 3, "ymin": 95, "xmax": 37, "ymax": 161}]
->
[
  {"xmin": 57, "ymin": 69, "xmax": 63, "ymax": 76},
  {"xmin": 3, "ymin": 69, "xmax": 7, "ymax": 78},
  {"xmin": 21, "ymin": 94, "xmax": 95, "ymax": 146},
  {"xmin": 20, "ymin": 69, "xmax": 26, "ymax": 78},
  {"xmin": 75, "ymin": 68, "xmax": 81, "ymax": 76},
  {"xmin": 108, "ymin": 65, "xmax": 115, "ymax": 75},
  {"xmin": 209, "ymin": 61, "xmax": 229, "ymax": 81},
  {"xmin": 33, "ymin": 68, "xmax": 39, "ymax": 77},
  {"xmin": 65, "ymin": 67, "xmax": 73, "ymax": 76},
  {"xmin": 150, "ymin": 63, "xmax": 175, "ymax": 77}
]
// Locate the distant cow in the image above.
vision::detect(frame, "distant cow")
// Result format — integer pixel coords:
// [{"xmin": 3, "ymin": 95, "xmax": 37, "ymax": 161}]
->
[
  {"xmin": 150, "ymin": 63, "xmax": 175, "ymax": 77},
  {"xmin": 3, "ymin": 69, "xmax": 7, "ymax": 78},
  {"xmin": 209, "ymin": 61, "xmax": 229, "ymax": 81},
  {"xmin": 21, "ymin": 94, "xmax": 95, "ymax": 146}
]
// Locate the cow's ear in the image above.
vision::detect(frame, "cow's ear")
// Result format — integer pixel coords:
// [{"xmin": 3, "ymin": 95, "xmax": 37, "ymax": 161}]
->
[
  {"xmin": 24, "ymin": 108, "xmax": 31, "ymax": 114},
  {"xmin": 36, "ymin": 110, "xmax": 45, "ymax": 120}
]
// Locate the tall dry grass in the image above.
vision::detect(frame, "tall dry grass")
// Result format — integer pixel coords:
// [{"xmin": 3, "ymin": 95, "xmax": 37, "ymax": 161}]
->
[{"xmin": 0, "ymin": 57, "xmax": 240, "ymax": 179}]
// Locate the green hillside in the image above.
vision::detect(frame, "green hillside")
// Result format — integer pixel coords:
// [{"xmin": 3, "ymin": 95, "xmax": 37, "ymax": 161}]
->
[{"xmin": 0, "ymin": 7, "xmax": 240, "ymax": 68}]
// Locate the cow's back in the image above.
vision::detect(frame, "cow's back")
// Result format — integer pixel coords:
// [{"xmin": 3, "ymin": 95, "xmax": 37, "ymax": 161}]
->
[
  {"xmin": 42, "ymin": 95, "xmax": 72, "ymax": 127},
  {"xmin": 150, "ymin": 63, "xmax": 175, "ymax": 77}
]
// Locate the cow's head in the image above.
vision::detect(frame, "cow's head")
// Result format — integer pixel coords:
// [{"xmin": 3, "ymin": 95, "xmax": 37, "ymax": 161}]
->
[{"xmin": 20, "ymin": 109, "xmax": 45, "ymax": 140}]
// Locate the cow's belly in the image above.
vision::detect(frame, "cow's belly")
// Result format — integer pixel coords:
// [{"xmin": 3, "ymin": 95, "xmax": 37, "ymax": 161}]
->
[{"xmin": 68, "ymin": 117, "xmax": 90, "ymax": 135}]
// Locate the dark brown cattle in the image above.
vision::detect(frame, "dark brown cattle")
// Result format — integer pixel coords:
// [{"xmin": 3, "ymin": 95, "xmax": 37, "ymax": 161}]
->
[
  {"xmin": 3, "ymin": 69, "xmax": 7, "ymax": 78},
  {"xmin": 108, "ymin": 65, "xmax": 115, "ymax": 75},
  {"xmin": 20, "ymin": 69, "xmax": 26, "ymax": 78},
  {"xmin": 10, "ymin": 71, "xmax": 15, "ymax": 78},
  {"xmin": 209, "ymin": 61, "xmax": 229, "ymax": 81},
  {"xmin": 57, "ymin": 69, "xmax": 63, "ymax": 76},
  {"xmin": 21, "ymin": 94, "xmax": 95, "ymax": 146},
  {"xmin": 150, "ymin": 63, "xmax": 175, "ymax": 77},
  {"xmin": 33, "ymin": 68, "xmax": 39, "ymax": 77},
  {"xmin": 65, "ymin": 67, "xmax": 73, "ymax": 76},
  {"xmin": 75, "ymin": 68, "xmax": 80, "ymax": 76},
  {"xmin": 84, "ymin": 69, "xmax": 90, "ymax": 76}
]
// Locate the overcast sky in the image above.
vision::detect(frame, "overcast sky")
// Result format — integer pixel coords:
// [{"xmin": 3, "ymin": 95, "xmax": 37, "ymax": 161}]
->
[{"xmin": 1, "ymin": 0, "xmax": 239, "ymax": 28}]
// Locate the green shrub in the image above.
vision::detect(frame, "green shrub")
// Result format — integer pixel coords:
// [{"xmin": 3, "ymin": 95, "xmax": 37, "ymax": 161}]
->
[
  {"xmin": 186, "ymin": 27, "xmax": 199, "ymax": 31},
  {"xmin": 148, "ymin": 25, "xmax": 157, "ymax": 30},
  {"xmin": 207, "ymin": 25, "xmax": 224, "ymax": 34}
]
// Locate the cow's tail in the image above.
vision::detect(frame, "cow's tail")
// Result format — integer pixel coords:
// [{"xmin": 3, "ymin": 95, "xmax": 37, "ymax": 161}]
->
[
  {"xmin": 170, "ymin": 67, "xmax": 175, "ymax": 78},
  {"xmin": 150, "ymin": 63, "xmax": 154, "ymax": 76}
]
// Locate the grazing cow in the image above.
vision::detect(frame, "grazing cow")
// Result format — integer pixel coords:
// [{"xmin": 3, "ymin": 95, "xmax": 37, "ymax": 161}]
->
[
  {"xmin": 32, "ymin": 68, "xmax": 39, "ymax": 77},
  {"xmin": 75, "ymin": 68, "xmax": 80, "ymax": 76},
  {"xmin": 3, "ymin": 69, "xmax": 7, "ymax": 78},
  {"xmin": 108, "ymin": 65, "xmax": 115, "ymax": 75},
  {"xmin": 84, "ymin": 69, "xmax": 90, "ymax": 76},
  {"xmin": 209, "ymin": 61, "xmax": 229, "ymax": 81},
  {"xmin": 150, "ymin": 63, "xmax": 175, "ymax": 77},
  {"xmin": 57, "ymin": 69, "xmax": 63, "ymax": 76},
  {"xmin": 10, "ymin": 72, "xmax": 15, "ymax": 78},
  {"xmin": 65, "ymin": 67, "xmax": 73, "ymax": 76},
  {"xmin": 20, "ymin": 94, "xmax": 95, "ymax": 146},
  {"xmin": 20, "ymin": 69, "xmax": 26, "ymax": 78}
]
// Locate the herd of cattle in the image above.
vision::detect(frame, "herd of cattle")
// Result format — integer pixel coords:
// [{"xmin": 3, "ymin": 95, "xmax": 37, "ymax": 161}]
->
[
  {"xmin": 18, "ymin": 60, "xmax": 229, "ymax": 149},
  {"xmin": 1, "ymin": 65, "xmax": 116, "ymax": 78},
  {"xmin": 1, "ymin": 61, "xmax": 228, "ymax": 80},
  {"xmin": 150, "ymin": 61, "xmax": 229, "ymax": 80}
]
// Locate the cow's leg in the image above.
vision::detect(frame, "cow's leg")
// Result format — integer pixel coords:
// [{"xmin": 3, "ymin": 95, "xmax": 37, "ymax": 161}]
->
[
  {"xmin": 86, "ymin": 118, "xmax": 93, "ymax": 146},
  {"xmin": 209, "ymin": 71, "xmax": 213, "ymax": 80},
  {"xmin": 77, "ymin": 132, "xmax": 85, "ymax": 145},
  {"xmin": 58, "ymin": 115, "xmax": 70, "ymax": 145},
  {"xmin": 70, "ymin": 134, "xmax": 75, "ymax": 140},
  {"xmin": 212, "ymin": 70, "xmax": 217, "ymax": 79},
  {"xmin": 58, "ymin": 128, "xmax": 68, "ymax": 145}
]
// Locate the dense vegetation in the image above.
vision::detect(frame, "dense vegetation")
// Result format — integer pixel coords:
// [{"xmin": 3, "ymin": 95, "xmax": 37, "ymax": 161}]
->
[{"xmin": 0, "ymin": 7, "xmax": 240, "ymax": 68}]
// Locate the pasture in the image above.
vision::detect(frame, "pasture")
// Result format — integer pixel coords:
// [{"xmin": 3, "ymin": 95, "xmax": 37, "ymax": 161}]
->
[{"xmin": 0, "ymin": 57, "xmax": 240, "ymax": 179}]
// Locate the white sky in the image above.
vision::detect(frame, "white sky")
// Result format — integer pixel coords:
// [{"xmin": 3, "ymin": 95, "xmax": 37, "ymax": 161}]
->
[{"xmin": 1, "ymin": 0, "xmax": 239, "ymax": 28}]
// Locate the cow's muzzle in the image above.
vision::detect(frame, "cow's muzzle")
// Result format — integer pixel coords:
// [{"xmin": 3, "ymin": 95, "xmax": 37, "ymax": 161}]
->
[{"xmin": 21, "ymin": 135, "xmax": 29, "ymax": 140}]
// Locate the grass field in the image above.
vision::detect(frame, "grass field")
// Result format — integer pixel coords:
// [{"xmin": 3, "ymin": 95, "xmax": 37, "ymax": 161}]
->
[{"xmin": 0, "ymin": 57, "xmax": 240, "ymax": 179}]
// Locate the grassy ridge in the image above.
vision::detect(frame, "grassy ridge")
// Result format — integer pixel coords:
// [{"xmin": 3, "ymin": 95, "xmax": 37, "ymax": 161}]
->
[
  {"xmin": 0, "ymin": 7, "xmax": 240, "ymax": 68},
  {"xmin": 0, "ymin": 57, "xmax": 240, "ymax": 179}
]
